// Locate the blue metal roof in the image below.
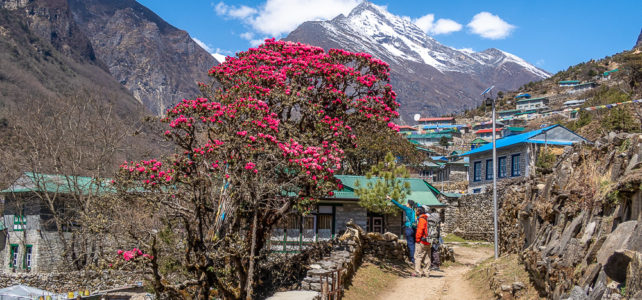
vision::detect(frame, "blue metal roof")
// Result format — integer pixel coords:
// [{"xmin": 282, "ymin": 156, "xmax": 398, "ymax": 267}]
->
[{"xmin": 461, "ymin": 125, "xmax": 586, "ymax": 156}]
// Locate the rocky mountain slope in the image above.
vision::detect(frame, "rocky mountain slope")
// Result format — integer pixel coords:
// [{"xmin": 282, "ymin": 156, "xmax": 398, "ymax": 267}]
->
[
  {"xmin": 285, "ymin": 1, "xmax": 550, "ymax": 122},
  {"xmin": 635, "ymin": 29, "xmax": 642, "ymax": 49},
  {"xmin": 68, "ymin": 0, "xmax": 218, "ymax": 115},
  {"xmin": 498, "ymin": 133, "xmax": 641, "ymax": 299},
  {"xmin": 0, "ymin": 0, "xmax": 140, "ymax": 117}
]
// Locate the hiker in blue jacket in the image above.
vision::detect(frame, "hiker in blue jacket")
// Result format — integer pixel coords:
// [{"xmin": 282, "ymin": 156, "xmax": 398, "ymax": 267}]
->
[{"xmin": 387, "ymin": 195, "xmax": 417, "ymax": 264}]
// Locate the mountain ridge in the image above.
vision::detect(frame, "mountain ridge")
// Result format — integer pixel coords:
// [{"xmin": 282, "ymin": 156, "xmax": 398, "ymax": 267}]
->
[{"xmin": 285, "ymin": 1, "xmax": 550, "ymax": 122}]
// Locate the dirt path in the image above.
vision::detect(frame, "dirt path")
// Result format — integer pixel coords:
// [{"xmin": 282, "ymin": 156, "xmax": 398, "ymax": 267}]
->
[{"xmin": 376, "ymin": 245, "xmax": 494, "ymax": 300}]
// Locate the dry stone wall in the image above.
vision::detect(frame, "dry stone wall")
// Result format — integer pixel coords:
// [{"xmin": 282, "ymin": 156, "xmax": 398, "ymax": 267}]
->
[{"xmin": 498, "ymin": 132, "xmax": 642, "ymax": 300}]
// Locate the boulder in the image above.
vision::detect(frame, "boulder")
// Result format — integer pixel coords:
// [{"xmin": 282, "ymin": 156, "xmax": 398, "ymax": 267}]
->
[
  {"xmin": 596, "ymin": 221, "xmax": 638, "ymax": 266},
  {"xmin": 383, "ymin": 232, "xmax": 398, "ymax": 241},
  {"xmin": 564, "ymin": 286, "xmax": 588, "ymax": 300}
]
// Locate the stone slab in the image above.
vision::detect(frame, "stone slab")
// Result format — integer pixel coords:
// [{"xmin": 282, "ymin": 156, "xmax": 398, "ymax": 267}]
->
[{"xmin": 267, "ymin": 291, "xmax": 319, "ymax": 300}]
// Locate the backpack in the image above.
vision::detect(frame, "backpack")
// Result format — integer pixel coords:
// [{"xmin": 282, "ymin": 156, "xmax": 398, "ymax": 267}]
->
[{"xmin": 427, "ymin": 213, "xmax": 440, "ymax": 244}]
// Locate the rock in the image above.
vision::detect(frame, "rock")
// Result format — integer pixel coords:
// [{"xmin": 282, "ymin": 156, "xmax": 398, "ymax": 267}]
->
[
  {"xmin": 383, "ymin": 232, "xmax": 398, "ymax": 241},
  {"xmin": 626, "ymin": 251, "xmax": 642, "ymax": 297},
  {"xmin": 267, "ymin": 291, "xmax": 319, "ymax": 300},
  {"xmin": 501, "ymin": 284, "xmax": 512, "ymax": 292},
  {"xmin": 596, "ymin": 221, "xmax": 638, "ymax": 266},
  {"xmin": 580, "ymin": 221, "xmax": 597, "ymax": 245},
  {"xmin": 565, "ymin": 285, "xmax": 588, "ymax": 300},
  {"xmin": 579, "ymin": 263, "xmax": 601, "ymax": 287},
  {"xmin": 366, "ymin": 232, "xmax": 384, "ymax": 241},
  {"xmin": 512, "ymin": 281, "xmax": 525, "ymax": 291},
  {"xmin": 557, "ymin": 212, "xmax": 584, "ymax": 256}
]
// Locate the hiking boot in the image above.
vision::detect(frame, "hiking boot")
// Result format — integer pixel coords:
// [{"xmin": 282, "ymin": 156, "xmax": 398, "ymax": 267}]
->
[{"xmin": 430, "ymin": 266, "xmax": 443, "ymax": 272}]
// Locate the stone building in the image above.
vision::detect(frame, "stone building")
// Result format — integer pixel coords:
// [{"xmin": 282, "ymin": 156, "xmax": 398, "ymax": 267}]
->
[
  {"xmin": 269, "ymin": 175, "xmax": 445, "ymax": 252},
  {"xmin": 462, "ymin": 125, "xmax": 588, "ymax": 194},
  {"xmin": 0, "ymin": 173, "xmax": 107, "ymax": 273},
  {"xmin": 516, "ymin": 97, "xmax": 549, "ymax": 111}
]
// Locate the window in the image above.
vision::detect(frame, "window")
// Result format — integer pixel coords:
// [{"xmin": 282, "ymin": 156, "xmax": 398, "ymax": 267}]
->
[
  {"xmin": 486, "ymin": 159, "xmax": 493, "ymax": 180},
  {"xmin": 9, "ymin": 245, "xmax": 18, "ymax": 268},
  {"xmin": 24, "ymin": 245, "xmax": 32, "ymax": 270},
  {"xmin": 498, "ymin": 156, "xmax": 507, "ymax": 178},
  {"xmin": 472, "ymin": 188, "xmax": 482, "ymax": 194},
  {"xmin": 511, "ymin": 154, "xmax": 521, "ymax": 176},
  {"xmin": 473, "ymin": 161, "xmax": 482, "ymax": 182},
  {"xmin": 13, "ymin": 215, "xmax": 26, "ymax": 231}
]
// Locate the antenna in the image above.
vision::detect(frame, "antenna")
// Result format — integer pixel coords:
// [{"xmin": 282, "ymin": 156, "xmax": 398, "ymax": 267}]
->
[{"xmin": 413, "ymin": 113, "xmax": 421, "ymax": 122}]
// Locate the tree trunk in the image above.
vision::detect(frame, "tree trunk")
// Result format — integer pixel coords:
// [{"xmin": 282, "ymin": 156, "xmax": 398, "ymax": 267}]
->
[{"xmin": 245, "ymin": 208, "xmax": 259, "ymax": 300}]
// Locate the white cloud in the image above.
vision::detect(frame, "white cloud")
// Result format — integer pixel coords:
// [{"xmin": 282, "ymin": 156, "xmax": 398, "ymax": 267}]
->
[
  {"xmin": 212, "ymin": 53, "xmax": 226, "ymax": 62},
  {"xmin": 413, "ymin": 14, "xmax": 462, "ymax": 35},
  {"xmin": 192, "ymin": 37, "xmax": 214, "ymax": 53},
  {"xmin": 215, "ymin": 0, "xmax": 360, "ymax": 38},
  {"xmin": 249, "ymin": 38, "xmax": 268, "ymax": 47},
  {"xmin": 432, "ymin": 19, "xmax": 462, "ymax": 35},
  {"xmin": 240, "ymin": 32, "xmax": 254, "ymax": 40},
  {"xmin": 215, "ymin": 2, "xmax": 257, "ymax": 19},
  {"xmin": 458, "ymin": 47, "xmax": 475, "ymax": 53},
  {"xmin": 467, "ymin": 12, "xmax": 515, "ymax": 39},
  {"xmin": 414, "ymin": 14, "xmax": 435, "ymax": 33}
]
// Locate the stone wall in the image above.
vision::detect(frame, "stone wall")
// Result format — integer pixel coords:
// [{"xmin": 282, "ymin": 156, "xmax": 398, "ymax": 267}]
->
[
  {"xmin": 335, "ymin": 203, "xmax": 366, "ymax": 235},
  {"xmin": 443, "ymin": 189, "xmax": 497, "ymax": 242},
  {"xmin": 0, "ymin": 270, "xmax": 144, "ymax": 293},
  {"xmin": 498, "ymin": 132, "xmax": 642, "ymax": 299}
]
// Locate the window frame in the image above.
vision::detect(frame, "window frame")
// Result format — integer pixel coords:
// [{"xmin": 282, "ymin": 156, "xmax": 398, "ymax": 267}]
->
[
  {"xmin": 473, "ymin": 161, "xmax": 482, "ymax": 182},
  {"xmin": 498, "ymin": 156, "xmax": 507, "ymax": 178},
  {"xmin": 13, "ymin": 215, "xmax": 26, "ymax": 231},
  {"xmin": 485, "ymin": 159, "xmax": 493, "ymax": 180},
  {"xmin": 9, "ymin": 244, "xmax": 19, "ymax": 268},
  {"xmin": 511, "ymin": 154, "xmax": 521, "ymax": 177},
  {"xmin": 24, "ymin": 245, "xmax": 33, "ymax": 270}
]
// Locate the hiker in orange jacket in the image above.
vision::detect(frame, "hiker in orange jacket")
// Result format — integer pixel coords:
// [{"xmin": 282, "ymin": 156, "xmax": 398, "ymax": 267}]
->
[{"xmin": 413, "ymin": 206, "xmax": 431, "ymax": 277}]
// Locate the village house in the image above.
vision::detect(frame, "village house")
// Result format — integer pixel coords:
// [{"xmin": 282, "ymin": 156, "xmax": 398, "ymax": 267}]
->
[
  {"xmin": 462, "ymin": 125, "xmax": 588, "ymax": 194},
  {"xmin": 469, "ymin": 138, "xmax": 490, "ymax": 150},
  {"xmin": 474, "ymin": 128, "xmax": 504, "ymax": 141},
  {"xmin": 397, "ymin": 125, "xmax": 417, "ymax": 134},
  {"xmin": 567, "ymin": 82, "xmax": 597, "ymax": 94},
  {"xmin": 504, "ymin": 126, "xmax": 526, "ymax": 137},
  {"xmin": 417, "ymin": 117, "xmax": 456, "ymax": 126},
  {"xmin": 0, "ymin": 173, "xmax": 109, "ymax": 273},
  {"xmin": 472, "ymin": 121, "xmax": 505, "ymax": 131},
  {"xmin": 498, "ymin": 109, "xmax": 521, "ymax": 118},
  {"xmin": 514, "ymin": 93, "xmax": 531, "ymax": 100},
  {"xmin": 268, "ymin": 175, "xmax": 445, "ymax": 252},
  {"xmin": 516, "ymin": 97, "xmax": 549, "ymax": 111},
  {"xmin": 558, "ymin": 80, "xmax": 580, "ymax": 87},
  {"xmin": 405, "ymin": 132, "xmax": 452, "ymax": 146},
  {"xmin": 563, "ymin": 99, "xmax": 586, "ymax": 108}
]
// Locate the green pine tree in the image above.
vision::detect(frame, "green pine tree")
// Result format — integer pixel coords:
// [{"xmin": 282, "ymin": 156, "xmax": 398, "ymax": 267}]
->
[{"xmin": 355, "ymin": 152, "xmax": 411, "ymax": 215}]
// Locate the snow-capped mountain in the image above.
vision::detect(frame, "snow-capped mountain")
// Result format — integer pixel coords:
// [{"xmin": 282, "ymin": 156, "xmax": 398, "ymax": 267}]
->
[{"xmin": 285, "ymin": 1, "xmax": 550, "ymax": 121}]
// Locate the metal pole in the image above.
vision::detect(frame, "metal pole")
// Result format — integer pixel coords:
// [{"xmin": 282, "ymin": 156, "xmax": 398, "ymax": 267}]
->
[{"xmin": 492, "ymin": 98, "xmax": 499, "ymax": 259}]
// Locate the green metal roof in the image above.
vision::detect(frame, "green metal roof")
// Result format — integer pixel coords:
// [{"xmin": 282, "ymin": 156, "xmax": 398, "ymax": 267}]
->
[
  {"xmin": 442, "ymin": 192, "xmax": 462, "ymax": 198},
  {"xmin": 516, "ymin": 97, "xmax": 548, "ymax": 104},
  {"xmin": 330, "ymin": 175, "xmax": 444, "ymax": 207},
  {"xmin": 1, "ymin": 172, "xmax": 113, "ymax": 195},
  {"xmin": 470, "ymin": 138, "xmax": 490, "ymax": 144},
  {"xmin": 559, "ymin": 80, "xmax": 580, "ymax": 84},
  {"xmin": 515, "ymin": 110, "xmax": 537, "ymax": 116},
  {"xmin": 507, "ymin": 127, "xmax": 525, "ymax": 132},
  {"xmin": 498, "ymin": 109, "xmax": 521, "ymax": 114},
  {"xmin": 407, "ymin": 133, "xmax": 453, "ymax": 139}
]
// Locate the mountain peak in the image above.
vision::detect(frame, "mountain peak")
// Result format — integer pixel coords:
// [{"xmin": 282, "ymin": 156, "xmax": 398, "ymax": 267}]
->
[
  {"xmin": 635, "ymin": 28, "xmax": 642, "ymax": 49},
  {"xmin": 284, "ymin": 3, "xmax": 549, "ymax": 120}
]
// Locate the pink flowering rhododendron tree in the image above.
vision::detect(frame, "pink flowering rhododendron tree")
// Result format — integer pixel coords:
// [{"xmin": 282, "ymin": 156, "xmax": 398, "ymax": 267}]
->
[{"xmin": 115, "ymin": 39, "xmax": 399, "ymax": 299}]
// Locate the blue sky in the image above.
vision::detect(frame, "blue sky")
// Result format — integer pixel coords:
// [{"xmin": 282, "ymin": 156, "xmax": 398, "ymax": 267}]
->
[{"xmin": 138, "ymin": 0, "xmax": 641, "ymax": 73}]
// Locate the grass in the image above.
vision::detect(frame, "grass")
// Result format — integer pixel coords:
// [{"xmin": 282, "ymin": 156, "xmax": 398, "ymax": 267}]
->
[
  {"xmin": 467, "ymin": 254, "xmax": 544, "ymax": 300},
  {"xmin": 443, "ymin": 234, "xmax": 491, "ymax": 246},
  {"xmin": 343, "ymin": 262, "xmax": 405, "ymax": 300}
]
